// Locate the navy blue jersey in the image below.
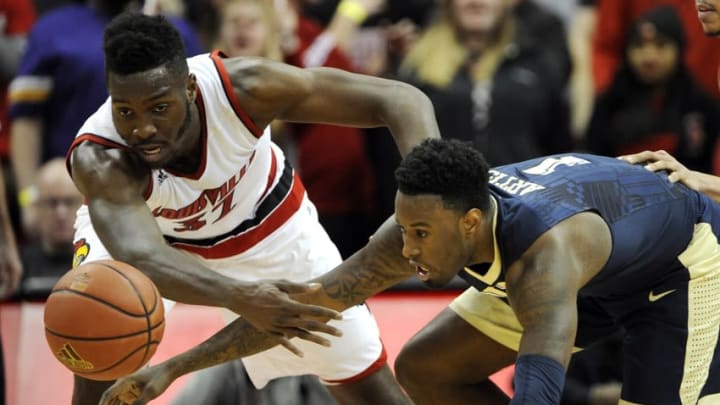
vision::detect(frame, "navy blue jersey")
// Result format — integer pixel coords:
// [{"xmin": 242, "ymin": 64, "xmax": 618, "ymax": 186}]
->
[{"xmin": 459, "ymin": 153, "xmax": 720, "ymax": 297}]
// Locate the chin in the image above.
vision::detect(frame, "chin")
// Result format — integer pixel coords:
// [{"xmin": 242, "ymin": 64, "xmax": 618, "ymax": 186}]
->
[
  {"xmin": 700, "ymin": 21, "xmax": 720, "ymax": 36},
  {"xmin": 423, "ymin": 277, "xmax": 453, "ymax": 289}
]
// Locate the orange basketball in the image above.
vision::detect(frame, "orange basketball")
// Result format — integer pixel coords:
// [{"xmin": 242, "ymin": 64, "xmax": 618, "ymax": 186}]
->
[{"xmin": 44, "ymin": 260, "xmax": 165, "ymax": 381}]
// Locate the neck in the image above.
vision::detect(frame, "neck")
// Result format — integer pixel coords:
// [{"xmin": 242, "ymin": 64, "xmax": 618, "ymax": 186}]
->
[
  {"xmin": 463, "ymin": 33, "xmax": 491, "ymax": 54},
  {"xmin": 469, "ymin": 197, "xmax": 497, "ymax": 265},
  {"xmin": 166, "ymin": 103, "xmax": 203, "ymax": 174}
]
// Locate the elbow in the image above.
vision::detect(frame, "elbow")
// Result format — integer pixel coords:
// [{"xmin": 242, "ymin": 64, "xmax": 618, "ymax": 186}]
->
[{"xmin": 389, "ymin": 82, "xmax": 432, "ymax": 114}]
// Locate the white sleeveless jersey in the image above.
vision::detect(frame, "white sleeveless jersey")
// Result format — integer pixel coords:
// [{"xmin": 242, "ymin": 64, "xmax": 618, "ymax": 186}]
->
[
  {"xmin": 68, "ymin": 52, "xmax": 307, "ymax": 260},
  {"xmin": 67, "ymin": 54, "xmax": 385, "ymax": 387}
]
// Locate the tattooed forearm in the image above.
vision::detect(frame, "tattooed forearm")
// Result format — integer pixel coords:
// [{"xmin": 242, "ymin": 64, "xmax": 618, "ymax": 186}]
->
[
  {"xmin": 314, "ymin": 216, "xmax": 415, "ymax": 309},
  {"xmin": 166, "ymin": 317, "xmax": 276, "ymax": 377}
]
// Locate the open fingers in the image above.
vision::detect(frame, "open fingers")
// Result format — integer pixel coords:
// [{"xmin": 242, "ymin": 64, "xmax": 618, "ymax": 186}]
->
[
  {"xmin": 284, "ymin": 300, "xmax": 343, "ymax": 321},
  {"xmin": 274, "ymin": 335, "xmax": 304, "ymax": 357},
  {"xmin": 276, "ymin": 314, "xmax": 343, "ymax": 337},
  {"xmin": 643, "ymin": 159, "xmax": 683, "ymax": 174},
  {"xmin": 618, "ymin": 150, "xmax": 672, "ymax": 164},
  {"xmin": 290, "ymin": 328, "xmax": 335, "ymax": 347}
]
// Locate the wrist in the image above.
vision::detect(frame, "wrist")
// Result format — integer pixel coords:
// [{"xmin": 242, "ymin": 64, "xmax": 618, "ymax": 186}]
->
[
  {"xmin": 227, "ymin": 280, "xmax": 254, "ymax": 307},
  {"xmin": 337, "ymin": 0, "xmax": 369, "ymax": 24}
]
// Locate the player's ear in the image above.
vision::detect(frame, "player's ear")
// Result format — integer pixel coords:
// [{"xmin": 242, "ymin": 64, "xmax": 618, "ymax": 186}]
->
[
  {"xmin": 186, "ymin": 74, "xmax": 197, "ymax": 101},
  {"xmin": 461, "ymin": 209, "xmax": 481, "ymax": 234}
]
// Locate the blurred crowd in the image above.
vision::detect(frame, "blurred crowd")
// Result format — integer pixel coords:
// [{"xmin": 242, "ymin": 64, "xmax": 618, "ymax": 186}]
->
[{"xmin": 3, "ymin": 0, "xmax": 720, "ymax": 403}]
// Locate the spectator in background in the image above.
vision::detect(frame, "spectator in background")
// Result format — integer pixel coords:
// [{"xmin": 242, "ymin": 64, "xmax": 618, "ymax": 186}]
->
[
  {"xmin": 586, "ymin": 6, "xmax": 719, "ymax": 174},
  {"xmin": 593, "ymin": 0, "xmax": 720, "ymax": 100},
  {"xmin": 513, "ymin": 0, "xmax": 572, "ymax": 82},
  {"xmin": 8, "ymin": 0, "xmax": 202, "ymax": 238},
  {"xmin": 567, "ymin": 0, "xmax": 597, "ymax": 140},
  {"xmin": 397, "ymin": 0, "xmax": 572, "ymax": 167},
  {"xmin": 0, "ymin": 0, "xmax": 35, "ymax": 239},
  {"xmin": 14, "ymin": 158, "xmax": 81, "ymax": 301}
]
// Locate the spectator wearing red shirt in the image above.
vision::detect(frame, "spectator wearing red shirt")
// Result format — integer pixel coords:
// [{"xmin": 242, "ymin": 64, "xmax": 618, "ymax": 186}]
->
[{"xmin": 593, "ymin": 0, "xmax": 720, "ymax": 99}]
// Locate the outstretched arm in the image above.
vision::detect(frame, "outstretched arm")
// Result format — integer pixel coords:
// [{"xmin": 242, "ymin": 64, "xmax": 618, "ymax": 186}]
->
[
  {"xmin": 99, "ymin": 217, "xmax": 414, "ymax": 404},
  {"xmin": 618, "ymin": 150, "xmax": 720, "ymax": 203},
  {"xmin": 224, "ymin": 57, "xmax": 441, "ymax": 157}
]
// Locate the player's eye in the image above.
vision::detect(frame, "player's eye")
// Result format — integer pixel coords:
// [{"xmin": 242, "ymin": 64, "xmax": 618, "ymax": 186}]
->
[
  {"xmin": 117, "ymin": 108, "xmax": 133, "ymax": 117},
  {"xmin": 152, "ymin": 104, "xmax": 168, "ymax": 113},
  {"xmin": 415, "ymin": 230, "xmax": 428, "ymax": 238}
]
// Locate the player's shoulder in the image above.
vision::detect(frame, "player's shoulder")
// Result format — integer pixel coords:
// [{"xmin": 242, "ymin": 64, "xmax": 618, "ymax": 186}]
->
[
  {"xmin": 209, "ymin": 53, "xmax": 304, "ymax": 91},
  {"xmin": 187, "ymin": 52, "xmax": 271, "ymax": 92}
]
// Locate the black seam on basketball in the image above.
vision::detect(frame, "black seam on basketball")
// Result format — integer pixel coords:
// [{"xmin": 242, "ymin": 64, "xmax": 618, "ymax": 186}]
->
[
  {"xmin": 50, "ymin": 289, "xmax": 148, "ymax": 317},
  {"xmin": 81, "ymin": 342, "xmax": 160, "ymax": 375},
  {"xmin": 44, "ymin": 318, "xmax": 165, "ymax": 341},
  {"xmin": 45, "ymin": 327, "xmax": 149, "ymax": 341},
  {"xmin": 98, "ymin": 262, "xmax": 155, "ymax": 367}
]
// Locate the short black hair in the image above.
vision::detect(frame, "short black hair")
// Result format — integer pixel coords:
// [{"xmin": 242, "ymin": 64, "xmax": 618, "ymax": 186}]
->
[
  {"xmin": 103, "ymin": 13, "xmax": 188, "ymax": 77},
  {"xmin": 395, "ymin": 139, "xmax": 491, "ymax": 212}
]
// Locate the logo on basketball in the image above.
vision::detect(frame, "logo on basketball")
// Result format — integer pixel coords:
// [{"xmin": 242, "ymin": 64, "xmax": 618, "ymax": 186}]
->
[
  {"xmin": 56, "ymin": 343, "xmax": 94, "ymax": 370},
  {"xmin": 69, "ymin": 272, "xmax": 90, "ymax": 292}
]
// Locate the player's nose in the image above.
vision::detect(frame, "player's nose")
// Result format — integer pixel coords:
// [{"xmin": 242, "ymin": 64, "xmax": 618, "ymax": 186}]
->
[
  {"xmin": 402, "ymin": 243, "xmax": 420, "ymax": 260},
  {"xmin": 132, "ymin": 122, "xmax": 158, "ymax": 140}
]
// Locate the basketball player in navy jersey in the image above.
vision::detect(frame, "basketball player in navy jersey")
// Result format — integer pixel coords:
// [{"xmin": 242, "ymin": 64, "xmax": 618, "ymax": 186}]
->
[
  {"xmin": 67, "ymin": 11, "xmax": 440, "ymax": 405},
  {"xmin": 100, "ymin": 138, "xmax": 720, "ymax": 404}
]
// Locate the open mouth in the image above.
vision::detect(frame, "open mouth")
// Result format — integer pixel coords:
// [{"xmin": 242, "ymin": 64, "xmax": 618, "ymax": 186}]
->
[
  {"xmin": 412, "ymin": 262, "xmax": 431, "ymax": 281},
  {"xmin": 134, "ymin": 144, "xmax": 165, "ymax": 163},
  {"xmin": 140, "ymin": 147, "xmax": 161, "ymax": 155}
]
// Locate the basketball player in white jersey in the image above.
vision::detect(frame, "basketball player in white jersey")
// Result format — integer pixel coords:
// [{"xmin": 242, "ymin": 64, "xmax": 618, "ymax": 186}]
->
[{"xmin": 66, "ymin": 12, "xmax": 440, "ymax": 405}]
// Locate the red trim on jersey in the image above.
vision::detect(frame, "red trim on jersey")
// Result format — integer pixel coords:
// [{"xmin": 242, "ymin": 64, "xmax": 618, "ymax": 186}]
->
[
  {"xmin": 169, "ymin": 172, "xmax": 305, "ymax": 258},
  {"xmin": 322, "ymin": 343, "xmax": 389, "ymax": 385},
  {"xmin": 208, "ymin": 51, "xmax": 263, "ymax": 138},
  {"xmin": 65, "ymin": 133, "xmax": 154, "ymax": 199},
  {"xmin": 166, "ymin": 87, "xmax": 209, "ymax": 180},
  {"xmin": 65, "ymin": 132, "xmax": 128, "ymax": 176},
  {"xmin": 258, "ymin": 149, "xmax": 278, "ymax": 203}
]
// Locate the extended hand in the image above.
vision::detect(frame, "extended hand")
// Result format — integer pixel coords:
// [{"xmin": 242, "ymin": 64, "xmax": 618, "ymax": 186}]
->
[
  {"xmin": 99, "ymin": 364, "xmax": 174, "ymax": 405},
  {"xmin": 618, "ymin": 150, "xmax": 702, "ymax": 191},
  {"xmin": 231, "ymin": 280, "xmax": 343, "ymax": 356}
]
